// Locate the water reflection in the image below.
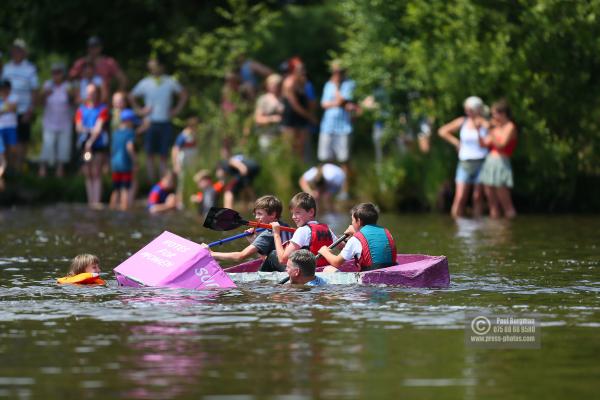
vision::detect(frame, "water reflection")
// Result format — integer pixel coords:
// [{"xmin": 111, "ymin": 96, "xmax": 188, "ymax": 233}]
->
[{"xmin": 124, "ymin": 323, "xmax": 212, "ymax": 399}]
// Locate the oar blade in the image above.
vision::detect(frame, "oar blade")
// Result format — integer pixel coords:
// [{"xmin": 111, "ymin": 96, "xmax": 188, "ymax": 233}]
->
[{"xmin": 203, "ymin": 207, "xmax": 245, "ymax": 231}]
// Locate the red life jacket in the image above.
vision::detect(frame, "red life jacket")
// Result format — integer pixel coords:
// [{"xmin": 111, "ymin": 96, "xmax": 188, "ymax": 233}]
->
[
  {"xmin": 304, "ymin": 223, "xmax": 333, "ymax": 267},
  {"xmin": 353, "ymin": 225, "xmax": 397, "ymax": 271}
]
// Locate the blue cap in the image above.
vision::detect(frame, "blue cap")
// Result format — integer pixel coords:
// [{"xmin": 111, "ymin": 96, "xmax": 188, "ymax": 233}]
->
[{"xmin": 120, "ymin": 109, "xmax": 136, "ymax": 123}]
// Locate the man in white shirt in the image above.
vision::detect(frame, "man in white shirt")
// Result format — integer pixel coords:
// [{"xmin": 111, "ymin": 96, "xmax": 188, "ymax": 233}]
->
[
  {"xmin": 129, "ymin": 56, "xmax": 188, "ymax": 181},
  {"xmin": 1, "ymin": 39, "xmax": 39, "ymax": 170},
  {"xmin": 298, "ymin": 163, "xmax": 346, "ymax": 211}
]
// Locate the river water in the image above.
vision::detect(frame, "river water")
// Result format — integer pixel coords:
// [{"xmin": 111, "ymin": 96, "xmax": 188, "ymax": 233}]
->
[{"xmin": 1, "ymin": 205, "xmax": 598, "ymax": 399}]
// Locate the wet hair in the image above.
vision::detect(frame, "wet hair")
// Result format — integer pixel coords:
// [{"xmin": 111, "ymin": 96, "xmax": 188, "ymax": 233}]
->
[
  {"xmin": 69, "ymin": 254, "xmax": 99, "ymax": 276},
  {"xmin": 351, "ymin": 203, "xmax": 379, "ymax": 225},
  {"xmin": 254, "ymin": 195, "xmax": 283, "ymax": 219},
  {"xmin": 491, "ymin": 99, "xmax": 512, "ymax": 120},
  {"xmin": 289, "ymin": 192, "xmax": 317, "ymax": 216},
  {"xmin": 288, "ymin": 249, "xmax": 316, "ymax": 277}
]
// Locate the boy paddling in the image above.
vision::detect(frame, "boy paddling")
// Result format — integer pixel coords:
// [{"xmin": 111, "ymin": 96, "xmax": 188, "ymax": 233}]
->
[
  {"xmin": 318, "ymin": 203, "xmax": 396, "ymax": 272},
  {"xmin": 203, "ymin": 195, "xmax": 292, "ymax": 269},
  {"xmin": 271, "ymin": 192, "xmax": 336, "ymax": 268}
]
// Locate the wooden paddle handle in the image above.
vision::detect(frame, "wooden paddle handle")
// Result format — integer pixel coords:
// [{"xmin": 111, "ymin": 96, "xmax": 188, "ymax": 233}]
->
[{"xmin": 248, "ymin": 221, "xmax": 296, "ymax": 233}]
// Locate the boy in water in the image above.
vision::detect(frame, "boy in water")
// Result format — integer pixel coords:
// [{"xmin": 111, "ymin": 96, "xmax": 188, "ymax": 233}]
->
[
  {"xmin": 203, "ymin": 195, "xmax": 292, "ymax": 270},
  {"xmin": 109, "ymin": 109, "xmax": 137, "ymax": 210},
  {"xmin": 318, "ymin": 203, "xmax": 396, "ymax": 272},
  {"xmin": 271, "ymin": 192, "xmax": 336, "ymax": 269}
]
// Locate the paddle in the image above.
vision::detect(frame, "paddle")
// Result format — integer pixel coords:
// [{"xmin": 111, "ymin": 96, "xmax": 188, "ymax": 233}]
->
[
  {"xmin": 207, "ymin": 228, "xmax": 266, "ymax": 248},
  {"xmin": 203, "ymin": 207, "xmax": 296, "ymax": 233},
  {"xmin": 278, "ymin": 233, "xmax": 350, "ymax": 285}
]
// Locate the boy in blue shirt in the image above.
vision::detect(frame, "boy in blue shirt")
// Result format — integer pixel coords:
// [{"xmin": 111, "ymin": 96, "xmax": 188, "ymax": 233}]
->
[{"xmin": 110, "ymin": 109, "xmax": 136, "ymax": 210}]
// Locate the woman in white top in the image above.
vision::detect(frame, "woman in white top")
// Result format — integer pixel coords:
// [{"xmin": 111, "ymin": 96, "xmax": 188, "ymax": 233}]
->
[{"xmin": 438, "ymin": 96, "xmax": 489, "ymax": 218}]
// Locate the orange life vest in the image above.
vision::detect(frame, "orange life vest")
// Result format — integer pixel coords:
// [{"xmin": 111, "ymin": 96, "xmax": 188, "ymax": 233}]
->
[{"xmin": 57, "ymin": 273, "xmax": 106, "ymax": 285}]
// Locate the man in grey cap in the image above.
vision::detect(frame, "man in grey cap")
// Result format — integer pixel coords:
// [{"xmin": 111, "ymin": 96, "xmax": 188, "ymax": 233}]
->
[
  {"xmin": 69, "ymin": 36, "xmax": 127, "ymax": 91},
  {"xmin": 1, "ymin": 38, "xmax": 39, "ymax": 171}
]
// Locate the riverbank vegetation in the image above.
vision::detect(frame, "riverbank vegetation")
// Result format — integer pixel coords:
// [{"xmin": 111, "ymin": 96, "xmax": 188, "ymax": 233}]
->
[{"xmin": 1, "ymin": 0, "xmax": 599, "ymax": 212}]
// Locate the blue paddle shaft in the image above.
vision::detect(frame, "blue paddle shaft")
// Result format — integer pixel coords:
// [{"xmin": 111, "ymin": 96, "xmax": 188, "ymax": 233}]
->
[{"xmin": 208, "ymin": 228, "xmax": 266, "ymax": 247}]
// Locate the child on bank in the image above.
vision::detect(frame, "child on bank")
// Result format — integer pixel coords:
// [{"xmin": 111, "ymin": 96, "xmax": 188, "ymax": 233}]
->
[
  {"xmin": 190, "ymin": 169, "xmax": 221, "ymax": 216},
  {"xmin": 147, "ymin": 170, "xmax": 177, "ymax": 214},
  {"xmin": 318, "ymin": 203, "xmax": 396, "ymax": 272},
  {"xmin": 109, "ymin": 109, "xmax": 137, "ymax": 211},
  {"xmin": 271, "ymin": 192, "xmax": 336, "ymax": 269},
  {"xmin": 202, "ymin": 195, "xmax": 293, "ymax": 270},
  {"xmin": 172, "ymin": 116, "xmax": 199, "ymax": 207},
  {"xmin": 0, "ymin": 79, "xmax": 18, "ymax": 177},
  {"xmin": 57, "ymin": 253, "xmax": 105, "ymax": 285}
]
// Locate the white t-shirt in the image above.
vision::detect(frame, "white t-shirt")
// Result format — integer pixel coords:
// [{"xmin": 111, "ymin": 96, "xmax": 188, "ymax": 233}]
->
[
  {"xmin": 131, "ymin": 75, "xmax": 182, "ymax": 122},
  {"xmin": 459, "ymin": 119, "xmax": 488, "ymax": 160},
  {"xmin": 302, "ymin": 163, "xmax": 346, "ymax": 192},
  {"xmin": 0, "ymin": 93, "xmax": 18, "ymax": 129},
  {"xmin": 2, "ymin": 60, "xmax": 39, "ymax": 113},
  {"xmin": 290, "ymin": 221, "xmax": 337, "ymax": 248},
  {"xmin": 340, "ymin": 236, "xmax": 363, "ymax": 261}
]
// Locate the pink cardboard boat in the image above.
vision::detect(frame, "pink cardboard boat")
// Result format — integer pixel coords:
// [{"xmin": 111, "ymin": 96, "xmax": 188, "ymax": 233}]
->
[
  {"xmin": 114, "ymin": 231, "xmax": 236, "ymax": 290},
  {"xmin": 224, "ymin": 254, "xmax": 450, "ymax": 288}
]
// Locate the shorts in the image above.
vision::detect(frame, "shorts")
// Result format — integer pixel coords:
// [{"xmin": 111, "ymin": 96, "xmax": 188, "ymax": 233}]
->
[
  {"xmin": 0, "ymin": 136, "xmax": 4, "ymax": 154},
  {"xmin": 77, "ymin": 131, "xmax": 109, "ymax": 153},
  {"xmin": 0, "ymin": 127, "xmax": 17, "ymax": 147},
  {"xmin": 40, "ymin": 128, "xmax": 72, "ymax": 164},
  {"xmin": 478, "ymin": 155, "xmax": 513, "ymax": 188},
  {"xmin": 17, "ymin": 114, "xmax": 31, "ymax": 144},
  {"xmin": 112, "ymin": 171, "xmax": 133, "ymax": 189},
  {"xmin": 455, "ymin": 159, "xmax": 484, "ymax": 184},
  {"xmin": 318, "ymin": 133, "xmax": 350, "ymax": 163},
  {"xmin": 145, "ymin": 122, "xmax": 173, "ymax": 156}
]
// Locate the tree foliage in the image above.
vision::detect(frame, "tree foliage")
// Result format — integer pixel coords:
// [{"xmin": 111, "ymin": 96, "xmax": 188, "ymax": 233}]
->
[{"xmin": 338, "ymin": 0, "xmax": 600, "ymax": 210}]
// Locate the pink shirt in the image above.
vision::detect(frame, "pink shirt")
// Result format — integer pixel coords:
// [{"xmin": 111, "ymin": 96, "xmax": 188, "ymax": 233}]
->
[{"xmin": 69, "ymin": 56, "xmax": 123, "ymax": 84}]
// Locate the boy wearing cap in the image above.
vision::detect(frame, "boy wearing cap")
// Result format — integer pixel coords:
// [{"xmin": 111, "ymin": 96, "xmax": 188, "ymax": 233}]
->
[
  {"xmin": 1, "ymin": 38, "xmax": 39, "ymax": 171},
  {"xmin": 109, "ymin": 109, "xmax": 137, "ymax": 210}
]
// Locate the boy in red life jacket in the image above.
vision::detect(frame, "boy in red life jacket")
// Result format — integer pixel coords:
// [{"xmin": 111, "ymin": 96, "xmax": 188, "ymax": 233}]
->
[
  {"xmin": 271, "ymin": 192, "xmax": 336, "ymax": 268},
  {"xmin": 318, "ymin": 203, "xmax": 397, "ymax": 272}
]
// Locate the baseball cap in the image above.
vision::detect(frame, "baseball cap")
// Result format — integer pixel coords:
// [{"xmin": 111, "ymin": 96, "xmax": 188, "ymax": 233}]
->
[
  {"xmin": 12, "ymin": 38, "xmax": 27, "ymax": 51},
  {"xmin": 87, "ymin": 36, "xmax": 102, "ymax": 47},
  {"xmin": 120, "ymin": 109, "xmax": 136, "ymax": 123}
]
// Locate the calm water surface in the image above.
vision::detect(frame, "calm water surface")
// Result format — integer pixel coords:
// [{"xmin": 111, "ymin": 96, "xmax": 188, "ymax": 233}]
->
[{"xmin": 1, "ymin": 205, "xmax": 599, "ymax": 399}]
